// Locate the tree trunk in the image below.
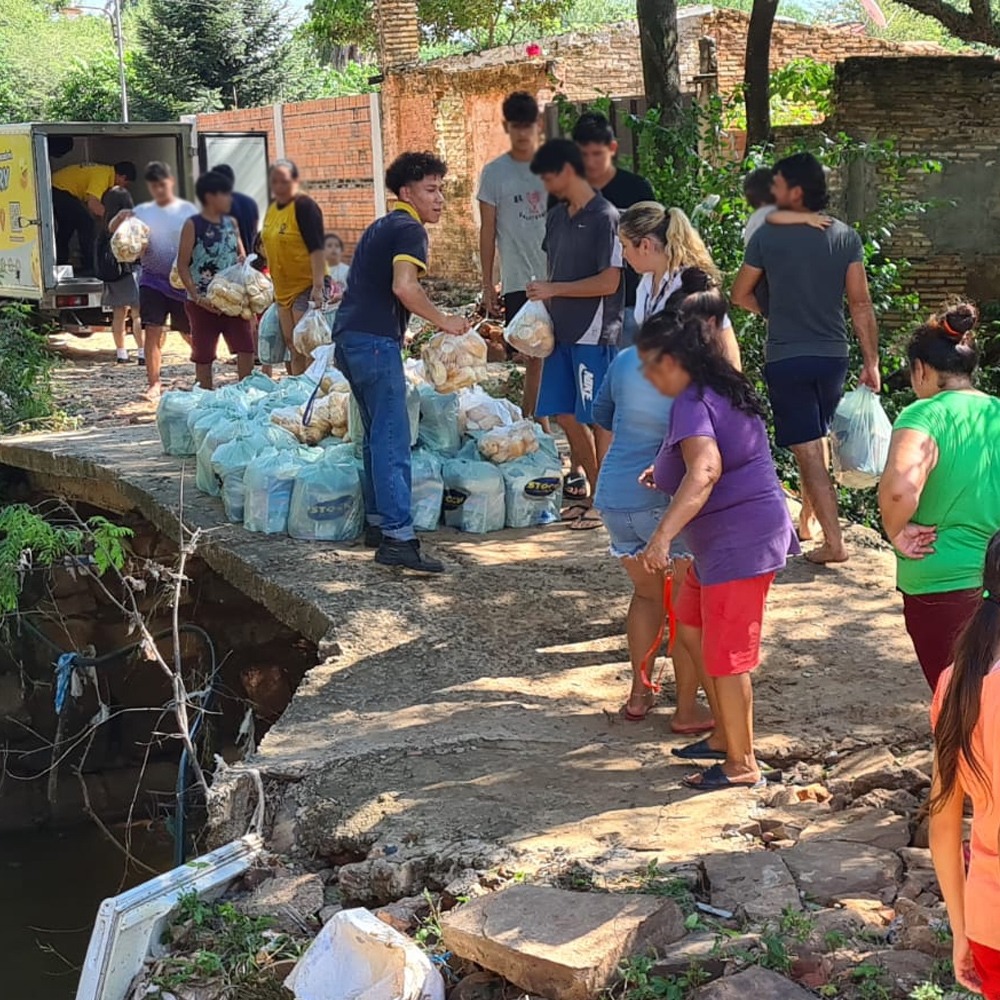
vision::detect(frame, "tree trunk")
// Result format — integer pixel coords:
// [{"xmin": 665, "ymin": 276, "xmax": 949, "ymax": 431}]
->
[
  {"xmin": 744, "ymin": 0, "xmax": 779, "ymax": 151},
  {"xmin": 636, "ymin": 0, "xmax": 682, "ymax": 119}
]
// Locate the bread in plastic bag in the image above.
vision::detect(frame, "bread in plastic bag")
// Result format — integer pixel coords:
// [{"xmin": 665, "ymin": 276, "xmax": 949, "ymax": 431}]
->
[
  {"xmin": 421, "ymin": 330, "xmax": 488, "ymax": 394},
  {"xmin": 417, "ymin": 386, "xmax": 461, "ymax": 456},
  {"xmin": 244, "ymin": 447, "xmax": 321, "ymax": 534},
  {"xmin": 293, "ymin": 304, "xmax": 330, "ymax": 357},
  {"xmin": 477, "ymin": 419, "xmax": 540, "ymax": 464},
  {"xmin": 501, "ymin": 452, "xmax": 564, "ymax": 528},
  {"xmin": 169, "ymin": 258, "xmax": 185, "ymax": 290},
  {"xmin": 156, "ymin": 389, "xmax": 204, "ymax": 456},
  {"xmin": 312, "ymin": 391, "xmax": 350, "ymax": 441},
  {"xmin": 110, "ymin": 216, "xmax": 150, "ymax": 263},
  {"xmin": 442, "ymin": 457, "xmax": 506, "ymax": 534},
  {"xmin": 503, "ymin": 299, "xmax": 555, "ymax": 359},
  {"xmin": 205, "ymin": 255, "xmax": 273, "ymax": 317},
  {"xmin": 411, "ymin": 449, "xmax": 444, "ymax": 532},
  {"xmin": 288, "ymin": 450, "xmax": 365, "ymax": 542},
  {"xmin": 458, "ymin": 386, "xmax": 522, "ymax": 435},
  {"xmin": 829, "ymin": 386, "xmax": 893, "ymax": 489}
]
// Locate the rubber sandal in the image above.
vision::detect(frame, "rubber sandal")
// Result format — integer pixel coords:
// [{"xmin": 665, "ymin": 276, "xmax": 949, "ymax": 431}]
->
[
  {"xmin": 564, "ymin": 474, "xmax": 588, "ymax": 501},
  {"xmin": 560, "ymin": 503, "xmax": 591, "ymax": 523},
  {"xmin": 568, "ymin": 509, "xmax": 603, "ymax": 531},
  {"xmin": 670, "ymin": 719, "xmax": 717, "ymax": 735},
  {"xmin": 619, "ymin": 701, "xmax": 654, "ymax": 723},
  {"xmin": 671, "ymin": 738, "xmax": 726, "ymax": 761},
  {"xmin": 683, "ymin": 763, "xmax": 766, "ymax": 792}
]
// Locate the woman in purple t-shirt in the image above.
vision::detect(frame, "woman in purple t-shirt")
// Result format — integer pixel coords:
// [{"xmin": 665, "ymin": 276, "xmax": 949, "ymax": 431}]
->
[{"xmin": 637, "ymin": 309, "xmax": 799, "ymax": 792}]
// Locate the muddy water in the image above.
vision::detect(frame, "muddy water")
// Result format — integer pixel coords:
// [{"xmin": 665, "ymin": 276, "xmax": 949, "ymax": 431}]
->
[{"xmin": 0, "ymin": 824, "xmax": 173, "ymax": 1000}]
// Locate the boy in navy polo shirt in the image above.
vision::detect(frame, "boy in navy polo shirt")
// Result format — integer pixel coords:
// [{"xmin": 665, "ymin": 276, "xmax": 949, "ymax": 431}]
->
[
  {"xmin": 527, "ymin": 139, "xmax": 623, "ymax": 529},
  {"xmin": 334, "ymin": 152, "xmax": 470, "ymax": 573}
]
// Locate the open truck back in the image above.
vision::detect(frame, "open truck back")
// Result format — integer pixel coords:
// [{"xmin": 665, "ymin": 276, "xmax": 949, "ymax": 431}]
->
[{"xmin": 0, "ymin": 121, "xmax": 268, "ymax": 333}]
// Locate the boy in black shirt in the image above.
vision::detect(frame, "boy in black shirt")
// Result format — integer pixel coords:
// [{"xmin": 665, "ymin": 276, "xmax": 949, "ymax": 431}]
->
[{"xmin": 572, "ymin": 112, "xmax": 654, "ymax": 348}]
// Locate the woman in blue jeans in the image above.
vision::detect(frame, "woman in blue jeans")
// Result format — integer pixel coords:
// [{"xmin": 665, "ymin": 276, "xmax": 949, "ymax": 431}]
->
[{"xmin": 593, "ymin": 269, "xmax": 727, "ymax": 730}]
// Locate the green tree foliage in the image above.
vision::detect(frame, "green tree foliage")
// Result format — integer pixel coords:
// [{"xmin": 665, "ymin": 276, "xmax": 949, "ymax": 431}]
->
[
  {"xmin": 814, "ymin": 0, "xmax": 966, "ymax": 46},
  {"xmin": 135, "ymin": 0, "xmax": 297, "ymax": 113},
  {"xmin": 47, "ymin": 50, "xmax": 173, "ymax": 122}
]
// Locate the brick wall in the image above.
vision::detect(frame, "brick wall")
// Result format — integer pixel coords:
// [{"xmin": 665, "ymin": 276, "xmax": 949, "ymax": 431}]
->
[
  {"xmin": 197, "ymin": 95, "xmax": 377, "ymax": 258},
  {"xmin": 824, "ymin": 56, "xmax": 1000, "ymax": 309}
]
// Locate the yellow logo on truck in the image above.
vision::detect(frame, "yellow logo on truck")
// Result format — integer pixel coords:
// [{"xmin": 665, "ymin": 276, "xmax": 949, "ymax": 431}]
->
[{"xmin": 0, "ymin": 132, "xmax": 41, "ymax": 296}]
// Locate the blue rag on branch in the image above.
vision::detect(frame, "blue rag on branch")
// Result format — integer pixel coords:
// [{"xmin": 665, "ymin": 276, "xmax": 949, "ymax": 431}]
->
[{"xmin": 54, "ymin": 652, "xmax": 81, "ymax": 713}]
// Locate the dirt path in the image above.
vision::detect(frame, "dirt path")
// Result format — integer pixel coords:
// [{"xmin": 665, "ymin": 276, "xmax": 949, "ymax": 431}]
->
[{"xmin": 30, "ymin": 333, "xmax": 931, "ymax": 881}]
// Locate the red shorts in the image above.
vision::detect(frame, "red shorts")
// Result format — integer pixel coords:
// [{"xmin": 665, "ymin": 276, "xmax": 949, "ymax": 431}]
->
[
  {"xmin": 185, "ymin": 302, "xmax": 255, "ymax": 364},
  {"xmin": 972, "ymin": 940, "xmax": 1000, "ymax": 1000},
  {"xmin": 674, "ymin": 567, "xmax": 775, "ymax": 677}
]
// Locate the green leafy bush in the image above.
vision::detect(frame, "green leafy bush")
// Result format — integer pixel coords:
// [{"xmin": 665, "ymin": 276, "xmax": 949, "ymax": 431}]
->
[{"xmin": 0, "ymin": 304, "xmax": 60, "ymax": 433}]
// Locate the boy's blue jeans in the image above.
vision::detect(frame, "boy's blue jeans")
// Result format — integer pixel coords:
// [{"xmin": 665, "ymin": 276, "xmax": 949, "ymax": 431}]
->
[{"xmin": 333, "ymin": 330, "xmax": 415, "ymax": 541}]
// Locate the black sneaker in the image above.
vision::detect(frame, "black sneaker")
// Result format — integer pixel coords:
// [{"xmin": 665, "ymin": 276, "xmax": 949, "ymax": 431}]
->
[
  {"xmin": 115, "ymin": 356, "xmax": 129, "ymax": 365},
  {"xmin": 137, "ymin": 356, "xmax": 146, "ymax": 367},
  {"xmin": 375, "ymin": 538, "xmax": 445, "ymax": 573},
  {"xmin": 363, "ymin": 525, "xmax": 383, "ymax": 549}
]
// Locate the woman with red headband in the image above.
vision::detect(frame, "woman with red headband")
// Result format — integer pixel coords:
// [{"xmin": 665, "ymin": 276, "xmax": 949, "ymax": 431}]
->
[{"xmin": 879, "ymin": 303, "xmax": 1000, "ymax": 691}]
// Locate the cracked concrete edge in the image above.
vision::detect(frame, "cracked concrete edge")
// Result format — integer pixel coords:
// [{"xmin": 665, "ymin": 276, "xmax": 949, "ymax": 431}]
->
[{"xmin": 0, "ymin": 434, "xmax": 338, "ymax": 647}]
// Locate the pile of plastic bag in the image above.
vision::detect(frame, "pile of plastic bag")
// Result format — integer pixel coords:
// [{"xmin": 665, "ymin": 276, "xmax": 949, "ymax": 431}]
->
[
  {"xmin": 110, "ymin": 217, "xmax": 150, "ymax": 263},
  {"xmin": 205, "ymin": 256, "xmax": 274, "ymax": 319},
  {"xmin": 422, "ymin": 331, "xmax": 489, "ymax": 394},
  {"xmin": 154, "ymin": 342, "xmax": 565, "ymax": 540},
  {"xmin": 504, "ymin": 300, "xmax": 555, "ymax": 358}
]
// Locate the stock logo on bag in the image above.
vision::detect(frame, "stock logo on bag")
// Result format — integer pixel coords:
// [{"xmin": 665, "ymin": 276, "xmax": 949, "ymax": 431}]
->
[
  {"xmin": 308, "ymin": 496, "xmax": 354, "ymax": 521},
  {"xmin": 524, "ymin": 477, "xmax": 560, "ymax": 499},
  {"xmin": 443, "ymin": 488, "xmax": 470, "ymax": 510}
]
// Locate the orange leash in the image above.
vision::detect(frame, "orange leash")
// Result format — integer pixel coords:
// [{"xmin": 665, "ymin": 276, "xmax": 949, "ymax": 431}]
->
[{"xmin": 639, "ymin": 575, "xmax": 676, "ymax": 695}]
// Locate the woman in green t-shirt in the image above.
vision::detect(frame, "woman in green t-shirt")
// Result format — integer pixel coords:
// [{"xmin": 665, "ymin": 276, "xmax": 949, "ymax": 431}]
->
[{"xmin": 879, "ymin": 303, "xmax": 1000, "ymax": 691}]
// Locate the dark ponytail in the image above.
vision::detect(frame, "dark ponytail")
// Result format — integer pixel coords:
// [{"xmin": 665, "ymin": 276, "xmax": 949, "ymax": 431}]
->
[
  {"xmin": 930, "ymin": 530, "xmax": 1000, "ymax": 812},
  {"xmin": 636, "ymin": 309, "xmax": 766, "ymax": 420},
  {"xmin": 907, "ymin": 302, "xmax": 980, "ymax": 384},
  {"xmin": 662, "ymin": 266, "xmax": 728, "ymax": 328}
]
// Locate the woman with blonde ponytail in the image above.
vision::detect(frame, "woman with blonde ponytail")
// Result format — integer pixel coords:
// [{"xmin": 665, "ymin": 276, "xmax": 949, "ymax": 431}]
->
[{"xmin": 619, "ymin": 204, "xmax": 739, "ymax": 366}]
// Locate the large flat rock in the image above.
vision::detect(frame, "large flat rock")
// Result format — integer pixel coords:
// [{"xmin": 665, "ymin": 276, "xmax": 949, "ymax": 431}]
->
[
  {"xmin": 441, "ymin": 885, "xmax": 685, "ymax": 1000},
  {"xmin": 694, "ymin": 967, "xmax": 816, "ymax": 1000},
  {"xmin": 704, "ymin": 852, "xmax": 801, "ymax": 922},
  {"xmin": 798, "ymin": 808, "xmax": 911, "ymax": 851},
  {"xmin": 783, "ymin": 840, "xmax": 903, "ymax": 905}
]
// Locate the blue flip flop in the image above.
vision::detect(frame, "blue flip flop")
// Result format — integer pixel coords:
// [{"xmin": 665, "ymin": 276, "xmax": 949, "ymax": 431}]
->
[
  {"xmin": 683, "ymin": 763, "xmax": 767, "ymax": 793},
  {"xmin": 671, "ymin": 738, "xmax": 726, "ymax": 761}
]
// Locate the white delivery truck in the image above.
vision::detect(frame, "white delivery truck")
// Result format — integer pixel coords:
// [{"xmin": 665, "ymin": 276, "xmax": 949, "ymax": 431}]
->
[{"xmin": 0, "ymin": 121, "xmax": 269, "ymax": 333}]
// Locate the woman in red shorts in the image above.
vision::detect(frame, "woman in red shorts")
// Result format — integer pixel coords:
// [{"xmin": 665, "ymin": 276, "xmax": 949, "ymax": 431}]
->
[
  {"xmin": 637, "ymin": 307, "xmax": 799, "ymax": 791},
  {"xmin": 176, "ymin": 171, "xmax": 255, "ymax": 389}
]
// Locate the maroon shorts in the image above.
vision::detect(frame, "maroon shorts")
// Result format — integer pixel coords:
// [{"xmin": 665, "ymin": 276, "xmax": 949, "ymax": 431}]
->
[
  {"xmin": 902, "ymin": 587, "xmax": 980, "ymax": 691},
  {"xmin": 185, "ymin": 302, "xmax": 255, "ymax": 364}
]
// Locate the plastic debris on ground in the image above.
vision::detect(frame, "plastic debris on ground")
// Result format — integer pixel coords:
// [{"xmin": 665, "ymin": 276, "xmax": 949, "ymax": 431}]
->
[
  {"xmin": 421, "ymin": 330, "xmax": 488, "ymax": 394},
  {"xmin": 284, "ymin": 907, "xmax": 444, "ymax": 1000}
]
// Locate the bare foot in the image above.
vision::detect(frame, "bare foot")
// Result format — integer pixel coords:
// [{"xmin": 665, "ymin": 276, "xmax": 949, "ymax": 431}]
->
[
  {"xmin": 670, "ymin": 702, "xmax": 716, "ymax": 734},
  {"xmin": 142, "ymin": 382, "xmax": 162, "ymax": 403},
  {"xmin": 798, "ymin": 513, "xmax": 821, "ymax": 542},
  {"xmin": 805, "ymin": 542, "xmax": 849, "ymax": 565}
]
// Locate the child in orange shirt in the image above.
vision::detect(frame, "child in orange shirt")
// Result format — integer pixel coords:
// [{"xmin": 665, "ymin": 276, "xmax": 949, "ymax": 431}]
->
[{"xmin": 930, "ymin": 528, "xmax": 1000, "ymax": 999}]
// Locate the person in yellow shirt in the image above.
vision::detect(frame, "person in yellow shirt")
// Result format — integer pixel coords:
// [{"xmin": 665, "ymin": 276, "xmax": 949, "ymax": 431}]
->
[
  {"xmin": 260, "ymin": 159, "xmax": 326, "ymax": 375},
  {"xmin": 51, "ymin": 160, "xmax": 136, "ymax": 275}
]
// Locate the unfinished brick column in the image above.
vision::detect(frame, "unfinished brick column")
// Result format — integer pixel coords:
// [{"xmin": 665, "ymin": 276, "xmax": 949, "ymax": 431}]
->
[{"xmin": 377, "ymin": 0, "xmax": 421, "ymax": 69}]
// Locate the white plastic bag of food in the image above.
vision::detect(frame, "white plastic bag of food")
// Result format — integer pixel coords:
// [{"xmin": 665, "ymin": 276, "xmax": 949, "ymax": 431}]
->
[
  {"xmin": 196, "ymin": 417, "xmax": 252, "ymax": 496},
  {"xmin": 477, "ymin": 419, "xmax": 539, "ymax": 464},
  {"xmin": 205, "ymin": 255, "xmax": 272, "ymax": 317},
  {"xmin": 411, "ymin": 449, "xmax": 444, "ymax": 532},
  {"xmin": 293, "ymin": 304, "xmax": 330, "ymax": 356},
  {"xmin": 501, "ymin": 452, "xmax": 564, "ymax": 528},
  {"xmin": 503, "ymin": 299, "xmax": 555, "ymax": 358},
  {"xmin": 244, "ymin": 447, "xmax": 321, "ymax": 534},
  {"xmin": 458, "ymin": 386, "xmax": 522, "ymax": 434},
  {"xmin": 829, "ymin": 386, "xmax": 893, "ymax": 489},
  {"xmin": 284, "ymin": 907, "xmax": 444, "ymax": 1000},
  {"xmin": 156, "ymin": 389, "xmax": 203, "ymax": 456},
  {"xmin": 244, "ymin": 262, "xmax": 274, "ymax": 313},
  {"xmin": 288, "ymin": 451, "xmax": 364, "ymax": 542},
  {"xmin": 169, "ymin": 258, "xmax": 185, "ymax": 290},
  {"xmin": 417, "ymin": 386, "xmax": 461, "ymax": 456},
  {"xmin": 211, "ymin": 436, "xmax": 260, "ymax": 523},
  {"xmin": 422, "ymin": 330, "xmax": 488, "ymax": 394},
  {"xmin": 442, "ymin": 457, "xmax": 506, "ymax": 534},
  {"xmin": 110, "ymin": 216, "xmax": 150, "ymax": 263}
]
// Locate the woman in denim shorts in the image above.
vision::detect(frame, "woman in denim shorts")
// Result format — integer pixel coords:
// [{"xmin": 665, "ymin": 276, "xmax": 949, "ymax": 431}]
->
[{"xmin": 592, "ymin": 268, "xmax": 728, "ymax": 732}]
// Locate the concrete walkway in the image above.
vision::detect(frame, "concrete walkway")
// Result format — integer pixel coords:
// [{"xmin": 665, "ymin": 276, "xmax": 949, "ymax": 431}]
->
[{"xmin": 0, "ymin": 426, "xmax": 930, "ymax": 876}]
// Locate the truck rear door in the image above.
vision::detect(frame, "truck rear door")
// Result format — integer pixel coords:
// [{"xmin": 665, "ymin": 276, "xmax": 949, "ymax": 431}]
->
[
  {"xmin": 198, "ymin": 132, "xmax": 270, "ymax": 231},
  {"xmin": 0, "ymin": 125, "xmax": 45, "ymax": 301}
]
